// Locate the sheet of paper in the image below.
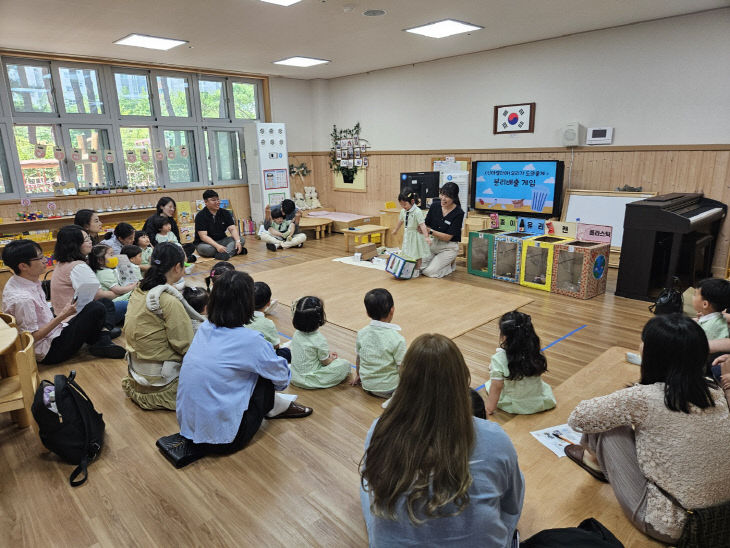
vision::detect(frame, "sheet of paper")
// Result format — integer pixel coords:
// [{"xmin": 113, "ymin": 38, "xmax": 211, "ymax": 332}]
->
[
  {"xmin": 74, "ymin": 282, "xmax": 100, "ymax": 311},
  {"xmin": 529, "ymin": 423, "xmax": 583, "ymax": 457}
]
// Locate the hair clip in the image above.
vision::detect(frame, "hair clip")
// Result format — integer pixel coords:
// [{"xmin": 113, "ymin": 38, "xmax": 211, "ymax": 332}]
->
[{"xmin": 153, "ymin": 259, "xmax": 161, "ymax": 265}]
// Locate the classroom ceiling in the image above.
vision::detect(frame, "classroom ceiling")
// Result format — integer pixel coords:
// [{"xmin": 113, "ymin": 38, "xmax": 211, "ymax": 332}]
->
[{"xmin": 0, "ymin": 0, "xmax": 727, "ymax": 79}]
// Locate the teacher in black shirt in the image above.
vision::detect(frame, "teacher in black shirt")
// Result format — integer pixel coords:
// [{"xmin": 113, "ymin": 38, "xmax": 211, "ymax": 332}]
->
[
  {"xmin": 422, "ymin": 182, "xmax": 464, "ymax": 278},
  {"xmin": 194, "ymin": 189, "xmax": 247, "ymax": 260}
]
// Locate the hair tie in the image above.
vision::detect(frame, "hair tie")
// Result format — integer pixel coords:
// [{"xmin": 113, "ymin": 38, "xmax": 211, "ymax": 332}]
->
[{"xmin": 153, "ymin": 259, "xmax": 161, "ymax": 265}]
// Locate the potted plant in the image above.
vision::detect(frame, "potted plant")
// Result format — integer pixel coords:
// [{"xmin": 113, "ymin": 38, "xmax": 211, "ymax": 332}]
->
[{"xmin": 329, "ymin": 123, "xmax": 368, "ymax": 184}]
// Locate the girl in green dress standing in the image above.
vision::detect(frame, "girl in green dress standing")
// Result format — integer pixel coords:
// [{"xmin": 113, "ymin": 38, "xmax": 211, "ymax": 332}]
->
[
  {"xmin": 391, "ymin": 187, "xmax": 431, "ymax": 276},
  {"xmin": 485, "ymin": 311, "xmax": 556, "ymax": 415},
  {"xmin": 290, "ymin": 296, "xmax": 351, "ymax": 389}
]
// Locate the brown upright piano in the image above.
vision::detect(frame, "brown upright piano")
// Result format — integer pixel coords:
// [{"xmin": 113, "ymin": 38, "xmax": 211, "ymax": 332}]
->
[{"xmin": 615, "ymin": 193, "xmax": 727, "ymax": 301}]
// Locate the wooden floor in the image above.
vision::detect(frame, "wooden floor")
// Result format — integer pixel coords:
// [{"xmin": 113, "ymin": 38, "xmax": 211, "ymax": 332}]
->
[{"xmin": 0, "ymin": 233, "xmax": 659, "ymax": 547}]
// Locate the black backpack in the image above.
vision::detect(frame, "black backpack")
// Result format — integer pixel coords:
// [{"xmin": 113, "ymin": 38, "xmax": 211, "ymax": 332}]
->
[
  {"xmin": 31, "ymin": 371, "xmax": 105, "ymax": 487},
  {"xmin": 649, "ymin": 277, "xmax": 683, "ymax": 315}
]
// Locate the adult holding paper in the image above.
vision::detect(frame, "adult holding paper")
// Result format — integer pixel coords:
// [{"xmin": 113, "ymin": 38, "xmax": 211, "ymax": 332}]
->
[
  {"xmin": 567, "ymin": 314, "xmax": 730, "ymax": 544},
  {"xmin": 360, "ymin": 334, "xmax": 523, "ymax": 546},
  {"xmin": 1, "ymin": 240, "xmax": 125, "ymax": 364},
  {"xmin": 421, "ymin": 182, "xmax": 465, "ymax": 278},
  {"xmin": 51, "ymin": 225, "xmax": 128, "ymax": 329}
]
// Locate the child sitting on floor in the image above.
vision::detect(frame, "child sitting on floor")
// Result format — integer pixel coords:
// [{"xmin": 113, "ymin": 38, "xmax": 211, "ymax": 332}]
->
[
  {"xmin": 485, "ymin": 310, "xmax": 556, "ymax": 415},
  {"xmin": 290, "ymin": 296, "xmax": 351, "ymax": 389},
  {"xmin": 263, "ymin": 206, "xmax": 306, "ymax": 251},
  {"xmin": 246, "ymin": 281, "xmax": 291, "ymax": 362},
  {"xmin": 182, "ymin": 286, "xmax": 208, "ymax": 333},
  {"xmin": 151, "ymin": 215, "xmax": 182, "ymax": 247},
  {"xmin": 89, "ymin": 244, "xmax": 137, "ymax": 302},
  {"xmin": 693, "ymin": 278, "xmax": 730, "ymax": 341},
  {"xmin": 120, "ymin": 245, "xmax": 144, "ymax": 282},
  {"xmin": 134, "ymin": 230, "xmax": 153, "ymax": 272},
  {"xmin": 205, "ymin": 261, "xmax": 235, "ymax": 291},
  {"xmin": 351, "ymin": 288, "xmax": 406, "ymax": 400}
]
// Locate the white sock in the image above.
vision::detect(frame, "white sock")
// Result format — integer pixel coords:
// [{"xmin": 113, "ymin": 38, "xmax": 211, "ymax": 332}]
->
[{"xmin": 266, "ymin": 393, "xmax": 298, "ymax": 417}]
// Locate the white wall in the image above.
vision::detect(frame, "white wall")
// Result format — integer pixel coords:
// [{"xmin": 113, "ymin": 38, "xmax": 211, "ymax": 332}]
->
[{"xmin": 271, "ymin": 9, "xmax": 730, "ymax": 151}]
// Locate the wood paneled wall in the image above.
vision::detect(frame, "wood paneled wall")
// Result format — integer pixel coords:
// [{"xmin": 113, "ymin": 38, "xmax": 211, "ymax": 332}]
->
[
  {"xmin": 290, "ymin": 146, "xmax": 730, "ymax": 274},
  {"xmin": 0, "ymin": 184, "xmax": 251, "ymax": 225}
]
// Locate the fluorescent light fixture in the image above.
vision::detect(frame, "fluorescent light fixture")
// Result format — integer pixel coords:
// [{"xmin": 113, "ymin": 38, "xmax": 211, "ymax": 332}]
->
[
  {"xmin": 405, "ymin": 19, "xmax": 482, "ymax": 39},
  {"xmin": 260, "ymin": 0, "xmax": 302, "ymax": 6},
  {"xmin": 274, "ymin": 57, "xmax": 330, "ymax": 67},
  {"xmin": 114, "ymin": 34, "xmax": 187, "ymax": 51}
]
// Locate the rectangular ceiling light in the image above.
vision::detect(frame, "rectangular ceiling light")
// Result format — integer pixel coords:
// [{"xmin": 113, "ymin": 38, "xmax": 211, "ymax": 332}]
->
[
  {"xmin": 274, "ymin": 57, "xmax": 330, "ymax": 67},
  {"xmin": 405, "ymin": 19, "xmax": 483, "ymax": 39},
  {"xmin": 114, "ymin": 34, "xmax": 187, "ymax": 51},
  {"xmin": 260, "ymin": 0, "xmax": 302, "ymax": 6}
]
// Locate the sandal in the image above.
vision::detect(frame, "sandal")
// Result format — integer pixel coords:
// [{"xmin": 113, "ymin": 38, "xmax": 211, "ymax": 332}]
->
[{"xmin": 564, "ymin": 444, "xmax": 608, "ymax": 483}]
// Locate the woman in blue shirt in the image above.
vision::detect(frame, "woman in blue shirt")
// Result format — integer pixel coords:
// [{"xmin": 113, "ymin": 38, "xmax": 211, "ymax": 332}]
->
[
  {"xmin": 176, "ymin": 270, "xmax": 312, "ymax": 455},
  {"xmin": 360, "ymin": 333, "xmax": 524, "ymax": 546}
]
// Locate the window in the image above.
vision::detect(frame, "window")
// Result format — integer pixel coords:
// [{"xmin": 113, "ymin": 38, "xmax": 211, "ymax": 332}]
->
[
  {"xmin": 213, "ymin": 130, "xmax": 243, "ymax": 181},
  {"xmin": 114, "ymin": 72, "xmax": 152, "ymax": 116},
  {"xmin": 198, "ymin": 79, "xmax": 227, "ymax": 118},
  {"xmin": 163, "ymin": 129, "xmax": 198, "ymax": 183},
  {"xmin": 6, "ymin": 62, "xmax": 55, "ymax": 113},
  {"xmin": 58, "ymin": 66, "xmax": 104, "ymax": 114},
  {"xmin": 157, "ymin": 75, "xmax": 190, "ymax": 117},
  {"xmin": 0, "ymin": 129, "xmax": 12, "ymax": 193},
  {"xmin": 120, "ymin": 127, "xmax": 156, "ymax": 188},
  {"xmin": 232, "ymin": 82, "xmax": 257, "ymax": 119},
  {"xmin": 68, "ymin": 128, "xmax": 115, "ymax": 189},
  {"xmin": 13, "ymin": 125, "xmax": 62, "ymax": 194}
]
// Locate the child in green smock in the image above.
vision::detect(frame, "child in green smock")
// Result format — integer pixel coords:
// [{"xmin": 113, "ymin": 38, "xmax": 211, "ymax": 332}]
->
[
  {"xmin": 485, "ymin": 310, "xmax": 556, "ymax": 415},
  {"xmin": 391, "ymin": 186, "xmax": 431, "ymax": 274},
  {"xmin": 290, "ymin": 296, "xmax": 351, "ymax": 389},
  {"xmin": 89, "ymin": 244, "xmax": 137, "ymax": 302}
]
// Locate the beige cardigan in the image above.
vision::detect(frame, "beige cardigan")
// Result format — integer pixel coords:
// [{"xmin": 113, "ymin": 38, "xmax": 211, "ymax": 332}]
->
[{"xmin": 569, "ymin": 383, "xmax": 730, "ymax": 539}]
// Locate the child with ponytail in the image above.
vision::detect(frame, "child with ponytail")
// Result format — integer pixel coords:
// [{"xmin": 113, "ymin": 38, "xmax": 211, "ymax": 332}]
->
[{"xmin": 391, "ymin": 186, "xmax": 431, "ymax": 275}]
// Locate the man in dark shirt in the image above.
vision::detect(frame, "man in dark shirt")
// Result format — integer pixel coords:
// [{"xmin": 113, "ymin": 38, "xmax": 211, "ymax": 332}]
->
[
  {"xmin": 194, "ymin": 189, "xmax": 246, "ymax": 260},
  {"xmin": 262, "ymin": 199, "xmax": 305, "ymax": 251}
]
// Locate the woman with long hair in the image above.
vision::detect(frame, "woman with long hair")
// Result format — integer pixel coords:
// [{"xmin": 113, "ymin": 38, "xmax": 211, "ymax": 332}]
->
[
  {"xmin": 122, "ymin": 242, "xmax": 198, "ymax": 410},
  {"xmin": 73, "ymin": 209, "xmax": 103, "ymax": 244},
  {"xmin": 567, "ymin": 314, "xmax": 730, "ymax": 544},
  {"xmin": 142, "ymin": 197, "xmax": 197, "ymax": 262},
  {"xmin": 421, "ymin": 182, "xmax": 465, "ymax": 278},
  {"xmin": 360, "ymin": 333, "xmax": 523, "ymax": 545}
]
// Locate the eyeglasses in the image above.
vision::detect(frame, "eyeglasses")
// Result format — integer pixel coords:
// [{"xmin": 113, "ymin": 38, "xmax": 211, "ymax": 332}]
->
[
  {"xmin": 207, "ymin": 197, "xmax": 221, "ymax": 202},
  {"xmin": 29, "ymin": 256, "xmax": 44, "ymax": 262}
]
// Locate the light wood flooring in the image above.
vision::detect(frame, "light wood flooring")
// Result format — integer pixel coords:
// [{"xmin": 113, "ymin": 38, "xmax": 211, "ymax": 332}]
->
[{"xmin": 0, "ymin": 233, "xmax": 657, "ymax": 547}]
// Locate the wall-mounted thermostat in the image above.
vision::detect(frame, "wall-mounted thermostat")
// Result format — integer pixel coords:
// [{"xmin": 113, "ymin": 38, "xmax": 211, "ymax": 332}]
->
[{"xmin": 586, "ymin": 127, "xmax": 613, "ymax": 145}]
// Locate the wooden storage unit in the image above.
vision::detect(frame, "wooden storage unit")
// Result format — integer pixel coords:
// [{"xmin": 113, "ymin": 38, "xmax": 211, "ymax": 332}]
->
[
  {"xmin": 493, "ymin": 232, "xmax": 533, "ymax": 283},
  {"xmin": 467, "ymin": 228, "xmax": 505, "ymax": 279},
  {"xmin": 519, "ymin": 235, "xmax": 572, "ymax": 291},
  {"xmin": 551, "ymin": 240, "xmax": 611, "ymax": 299}
]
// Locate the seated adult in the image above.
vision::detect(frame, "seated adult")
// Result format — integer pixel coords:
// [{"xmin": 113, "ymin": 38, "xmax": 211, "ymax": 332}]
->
[
  {"xmin": 142, "ymin": 196, "xmax": 197, "ymax": 263},
  {"xmin": 421, "ymin": 181, "xmax": 464, "ymax": 278},
  {"xmin": 122, "ymin": 243, "xmax": 195, "ymax": 411},
  {"xmin": 261, "ymin": 202, "xmax": 306, "ymax": 251},
  {"xmin": 360, "ymin": 333, "xmax": 524, "ymax": 546},
  {"xmin": 176, "ymin": 269, "xmax": 312, "ymax": 456},
  {"xmin": 50, "ymin": 225, "xmax": 127, "ymax": 329},
  {"xmin": 194, "ymin": 189, "xmax": 246, "ymax": 260},
  {"xmin": 74, "ymin": 209, "xmax": 103, "ymax": 245},
  {"xmin": 1, "ymin": 240, "xmax": 125, "ymax": 364},
  {"xmin": 566, "ymin": 314, "xmax": 730, "ymax": 545}
]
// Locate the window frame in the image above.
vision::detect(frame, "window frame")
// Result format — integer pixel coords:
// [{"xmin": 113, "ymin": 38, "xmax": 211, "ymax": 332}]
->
[{"xmin": 0, "ymin": 54, "xmax": 268, "ymax": 197}]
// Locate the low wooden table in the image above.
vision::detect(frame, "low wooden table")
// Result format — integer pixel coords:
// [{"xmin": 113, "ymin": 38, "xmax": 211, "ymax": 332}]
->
[
  {"xmin": 299, "ymin": 217, "xmax": 333, "ymax": 240},
  {"xmin": 342, "ymin": 224, "xmax": 389, "ymax": 253}
]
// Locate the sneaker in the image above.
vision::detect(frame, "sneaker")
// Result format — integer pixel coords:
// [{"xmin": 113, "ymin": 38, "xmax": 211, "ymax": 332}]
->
[
  {"xmin": 266, "ymin": 243, "xmax": 277, "ymax": 252},
  {"xmin": 89, "ymin": 342, "xmax": 126, "ymax": 359},
  {"xmin": 214, "ymin": 250, "xmax": 230, "ymax": 260},
  {"xmin": 297, "ymin": 243, "xmax": 303, "ymax": 248}
]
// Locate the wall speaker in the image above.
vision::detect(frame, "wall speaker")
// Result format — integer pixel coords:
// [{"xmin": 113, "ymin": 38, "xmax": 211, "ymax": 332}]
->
[{"xmin": 561, "ymin": 122, "xmax": 580, "ymax": 147}]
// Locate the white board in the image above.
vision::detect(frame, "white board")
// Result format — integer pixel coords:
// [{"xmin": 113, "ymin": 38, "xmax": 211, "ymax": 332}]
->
[{"xmin": 562, "ymin": 191, "xmax": 655, "ymax": 247}]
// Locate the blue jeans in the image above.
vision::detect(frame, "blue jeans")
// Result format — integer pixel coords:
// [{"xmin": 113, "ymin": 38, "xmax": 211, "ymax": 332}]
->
[{"xmin": 113, "ymin": 300, "xmax": 128, "ymax": 325}]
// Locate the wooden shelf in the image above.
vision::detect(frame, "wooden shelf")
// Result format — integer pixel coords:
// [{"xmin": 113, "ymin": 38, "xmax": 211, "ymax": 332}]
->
[{"xmin": 0, "ymin": 208, "xmax": 156, "ymax": 232}]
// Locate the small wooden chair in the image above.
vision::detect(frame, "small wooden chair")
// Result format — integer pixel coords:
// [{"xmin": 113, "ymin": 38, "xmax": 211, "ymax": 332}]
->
[
  {"xmin": 0, "ymin": 312, "xmax": 16, "ymax": 328},
  {"xmin": 0, "ymin": 332, "xmax": 40, "ymax": 432}
]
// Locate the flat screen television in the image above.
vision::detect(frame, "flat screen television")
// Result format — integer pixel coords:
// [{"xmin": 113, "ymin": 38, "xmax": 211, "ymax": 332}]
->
[
  {"xmin": 400, "ymin": 172, "xmax": 440, "ymax": 209},
  {"xmin": 470, "ymin": 160, "xmax": 564, "ymax": 218}
]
